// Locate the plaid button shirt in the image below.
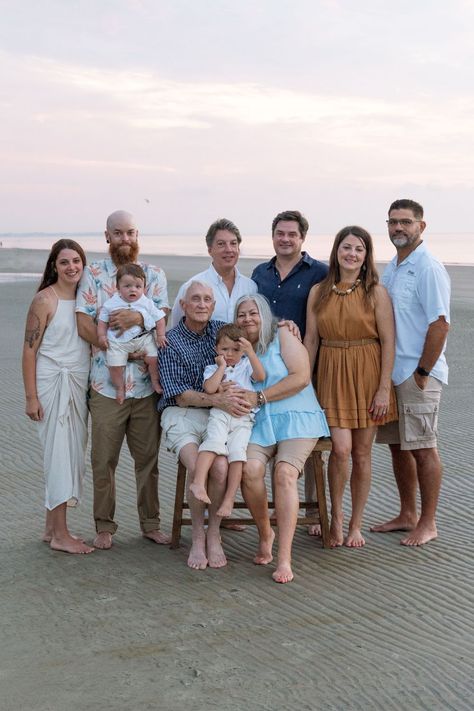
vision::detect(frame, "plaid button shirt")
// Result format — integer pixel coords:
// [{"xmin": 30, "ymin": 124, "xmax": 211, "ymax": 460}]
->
[{"xmin": 157, "ymin": 319, "xmax": 225, "ymax": 412}]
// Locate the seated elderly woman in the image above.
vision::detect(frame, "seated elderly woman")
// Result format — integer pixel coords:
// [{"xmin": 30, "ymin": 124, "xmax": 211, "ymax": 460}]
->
[{"xmin": 235, "ymin": 294, "xmax": 330, "ymax": 584}]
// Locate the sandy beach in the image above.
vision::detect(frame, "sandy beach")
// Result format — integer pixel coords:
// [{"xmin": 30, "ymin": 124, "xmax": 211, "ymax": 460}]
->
[{"xmin": 1, "ymin": 248, "xmax": 473, "ymax": 710}]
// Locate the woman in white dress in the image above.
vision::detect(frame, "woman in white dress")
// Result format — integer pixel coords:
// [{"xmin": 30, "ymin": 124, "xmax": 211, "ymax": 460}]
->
[{"xmin": 22, "ymin": 240, "xmax": 93, "ymax": 554}]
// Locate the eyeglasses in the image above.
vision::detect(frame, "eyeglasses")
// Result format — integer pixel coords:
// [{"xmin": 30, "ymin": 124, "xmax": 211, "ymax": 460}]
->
[{"xmin": 386, "ymin": 219, "xmax": 421, "ymax": 227}]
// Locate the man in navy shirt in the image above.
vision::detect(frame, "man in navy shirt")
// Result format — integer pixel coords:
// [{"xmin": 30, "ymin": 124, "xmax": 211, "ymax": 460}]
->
[
  {"xmin": 252, "ymin": 210, "xmax": 328, "ymax": 533},
  {"xmin": 251, "ymin": 210, "xmax": 328, "ymax": 340}
]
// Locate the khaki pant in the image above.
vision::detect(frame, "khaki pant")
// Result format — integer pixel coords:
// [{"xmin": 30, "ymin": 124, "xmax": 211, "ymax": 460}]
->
[{"xmin": 89, "ymin": 389, "xmax": 161, "ymax": 533}]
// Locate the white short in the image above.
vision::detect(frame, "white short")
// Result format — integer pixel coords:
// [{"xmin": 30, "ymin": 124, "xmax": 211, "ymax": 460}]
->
[
  {"xmin": 106, "ymin": 332, "xmax": 157, "ymax": 366},
  {"xmin": 198, "ymin": 408, "xmax": 254, "ymax": 463}
]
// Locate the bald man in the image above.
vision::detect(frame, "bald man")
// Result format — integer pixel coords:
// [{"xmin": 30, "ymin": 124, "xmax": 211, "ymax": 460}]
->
[{"xmin": 76, "ymin": 210, "xmax": 171, "ymax": 549}]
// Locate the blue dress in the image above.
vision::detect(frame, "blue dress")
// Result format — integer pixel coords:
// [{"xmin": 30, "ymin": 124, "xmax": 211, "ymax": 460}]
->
[{"xmin": 250, "ymin": 333, "xmax": 330, "ymax": 446}]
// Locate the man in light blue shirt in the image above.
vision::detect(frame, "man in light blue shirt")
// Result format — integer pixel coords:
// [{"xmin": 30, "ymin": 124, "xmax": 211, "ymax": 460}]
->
[{"xmin": 373, "ymin": 199, "xmax": 450, "ymax": 546}]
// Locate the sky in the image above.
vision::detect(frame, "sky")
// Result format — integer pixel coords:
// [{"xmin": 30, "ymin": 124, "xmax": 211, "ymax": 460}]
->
[{"xmin": 1, "ymin": 0, "xmax": 474, "ymax": 237}]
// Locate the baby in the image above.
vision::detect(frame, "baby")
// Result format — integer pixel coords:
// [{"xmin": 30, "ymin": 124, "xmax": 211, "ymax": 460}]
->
[
  {"xmin": 189, "ymin": 323, "xmax": 265, "ymax": 518},
  {"xmin": 97, "ymin": 264, "xmax": 167, "ymax": 404}
]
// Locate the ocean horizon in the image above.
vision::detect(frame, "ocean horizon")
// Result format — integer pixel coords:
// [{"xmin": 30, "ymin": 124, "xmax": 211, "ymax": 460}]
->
[{"xmin": 0, "ymin": 231, "xmax": 472, "ymax": 266}]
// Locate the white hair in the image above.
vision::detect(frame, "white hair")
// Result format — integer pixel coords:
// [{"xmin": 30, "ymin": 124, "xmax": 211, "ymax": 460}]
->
[
  {"xmin": 234, "ymin": 293, "xmax": 278, "ymax": 354},
  {"xmin": 182, "ymin": 279, "xmax": 215, "ymax": 301}
]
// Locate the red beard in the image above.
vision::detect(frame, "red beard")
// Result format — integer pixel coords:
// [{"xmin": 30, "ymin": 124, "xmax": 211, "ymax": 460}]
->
[{"xmin": 110, "ymin": 241, "xmax": 140, "ymax": 266}]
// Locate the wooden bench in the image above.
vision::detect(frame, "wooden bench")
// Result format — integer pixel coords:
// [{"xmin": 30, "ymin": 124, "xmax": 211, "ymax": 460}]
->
[{"xmin": 170, "ymin": 437, "xmax": 332, "ymax": 549}]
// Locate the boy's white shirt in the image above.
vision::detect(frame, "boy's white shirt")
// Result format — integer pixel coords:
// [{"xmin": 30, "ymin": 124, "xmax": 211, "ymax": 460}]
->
[{"xmin": 99, "ymin": 293, "xmax": 165, "ymax": 343}]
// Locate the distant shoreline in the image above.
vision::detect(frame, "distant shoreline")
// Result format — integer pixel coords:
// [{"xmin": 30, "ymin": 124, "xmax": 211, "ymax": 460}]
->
[{"xmin": 1, "ymin": 248, "xmax": 472, "ymax": 304}]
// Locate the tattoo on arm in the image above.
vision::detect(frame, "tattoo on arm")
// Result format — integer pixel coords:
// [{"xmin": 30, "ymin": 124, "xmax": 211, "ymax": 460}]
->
[{"xmin": 25, "ymin": 310, "xmax": 41, "ymax": 348}]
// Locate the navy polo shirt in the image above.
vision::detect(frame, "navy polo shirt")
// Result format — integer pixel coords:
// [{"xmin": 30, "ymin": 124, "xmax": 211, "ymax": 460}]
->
[{"xmin": 251, "ymin": 252, "xmax": 328, "ymax": 338}]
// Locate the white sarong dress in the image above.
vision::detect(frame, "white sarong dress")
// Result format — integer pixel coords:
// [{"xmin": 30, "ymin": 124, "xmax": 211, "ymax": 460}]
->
[{"xmin": 36, "ymin": 297, "xmax": 90, "ymax": 510}]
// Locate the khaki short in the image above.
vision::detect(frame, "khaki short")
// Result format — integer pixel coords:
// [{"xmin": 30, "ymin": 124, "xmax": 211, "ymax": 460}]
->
[
  {"xmin": 161, "ymin": 406, "xmax": 209, "ymax": 458},
  {"xmin": 376, "ymin": 374, "xmax": 442, "ymax": 451},
  {"xmin": 247, "ymin": 438, "xmax": 317, "ymax": 475}
]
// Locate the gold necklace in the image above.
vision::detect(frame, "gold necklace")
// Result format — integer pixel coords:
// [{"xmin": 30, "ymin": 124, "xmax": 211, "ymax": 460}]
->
[{"xmin": 331, "ymin": 278, "xmax": 361, "ymax": 296}]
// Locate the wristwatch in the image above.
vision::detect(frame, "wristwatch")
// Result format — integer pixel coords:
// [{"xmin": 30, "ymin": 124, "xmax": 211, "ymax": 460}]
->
[
  {"xmin": 416, "ymin": 366, "xmax": 430, "ymax": 377},
  {"xmin": 255, "ymin": 391, "xmax": 266, "ymax": 407}
]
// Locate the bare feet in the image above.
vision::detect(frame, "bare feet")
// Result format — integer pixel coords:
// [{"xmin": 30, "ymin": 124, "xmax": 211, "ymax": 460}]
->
[
  {"xmin": 217, "ymin": 498, "xmax": 235, "ymax": 518},
  {"xmin": 189, "ymin": 482, "xmax": 211, "ymax": 505},
  {"xmin": 207, "ymin": 532, "xmax": 227, "ymax": 568},
  {"xmin": 187, "ymin": 537, "xmax": 208, "ymax": 570},
  {"xmin": 50, "ymin": 536, "xmax": 94, "ymax": 554},
  {"xmin": 253, "ymin": 528, "xmax": 275, "ymax": 565},
  {"xmin": 400, "ymin": 522, "xmax": 438, "ymax": 546},
  {"xmin": 272, "ymin": 562, "xmax": 294, "ymax": 584},
  {"xmin": 307, "ymin": 523, "xmax": 321, "ymax": 537},
  {"xmin": 221, "ymin": 521, "xmax": 246, "ymax": 532},
  {"xmin": 143, "ymin": 529, "xmax": 172, "ymax": 545},
  {"xmin": 370, "ymin": 514, "xmax": 417, "ymax": 533},
  {"xmin": 93, "ymin": 531, "xmax": 113, "ymax": 549},
  {"xmin": 344, "ymin": 528, "xmax": 366, "ymax": 548},
  {"xmin": 329, "ymin": 515, "xmax": 344, "ymax": 547},
  {"xmin": 43, "ymin": 532, "xmax": 85, "ymax": 543}
]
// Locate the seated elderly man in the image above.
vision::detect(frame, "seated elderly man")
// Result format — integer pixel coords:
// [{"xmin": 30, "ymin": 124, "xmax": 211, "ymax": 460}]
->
[{"xmin": 158, "ymin": 280, "xmax": 253, "ymax": 570}]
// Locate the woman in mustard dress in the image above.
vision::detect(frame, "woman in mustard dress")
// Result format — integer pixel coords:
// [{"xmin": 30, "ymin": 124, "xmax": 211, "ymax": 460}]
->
[{"xmin": 304, "ymin": 226, "xmax": 397, "ymax": 548}]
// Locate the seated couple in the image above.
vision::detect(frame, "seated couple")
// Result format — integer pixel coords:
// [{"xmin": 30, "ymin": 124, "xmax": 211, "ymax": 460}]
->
[{"xmin": 158, "ymin": 281, "xmax": 329, "ymax": 584}]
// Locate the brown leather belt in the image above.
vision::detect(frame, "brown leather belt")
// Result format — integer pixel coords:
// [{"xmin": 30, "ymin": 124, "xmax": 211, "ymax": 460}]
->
[{"xmin": 321, "ymin": 338, "xmax": 379, "ymax": 348}]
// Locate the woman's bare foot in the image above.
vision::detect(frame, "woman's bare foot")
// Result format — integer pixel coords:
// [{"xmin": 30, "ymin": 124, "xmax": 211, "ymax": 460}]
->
[
  {"xmin": 143, "ymin": 530, "xmax": 171, "ymax": 544},
  {"xmin": 307, "ymin": 523, "xmax": 321, "ymax": 537},
  {"xmin": 253, "ymin": 528, "xmax": 275, "ymax": 565},
  {"xmin": 187, "ymin": 537, "xmax": 208, "ymax": 570},
  {"xmin": 43, "ymin": 532, "xmax": 85, "ymax": 543},
  {"xmin": 400, "ymin": 522, "xmax": 438, "ymax": 546},
  {"xmin": 272, "ymin": 562, "xmax": 294, "ymax": 584},
  {"xmin": 370, "ymin": 515, "xmax": 417, "ymax": 533},
  {"xmin": 329, "ymin": 514, "xmax": 344, "ymax": 547},
  {"xmin": 207, "ymin": 531, "xmax": 227, "ymax": 568},
  {"xmin": 42, "ymin": 528, "xmax": 53, "ymax": 543},
  {"xmin": 189, "ymin": 482, "xmax": 211, "ymax": 505},
  {"xmin": 344, "ymin": 528, "xmax": 366, "ymax": 548},
  {"xmin": 50, "ymin": 536, "xmax": 94, "ymax": 554},
  {"xmin": 93, "ymin": 531, "xmax": 113, "ymax": 549}
]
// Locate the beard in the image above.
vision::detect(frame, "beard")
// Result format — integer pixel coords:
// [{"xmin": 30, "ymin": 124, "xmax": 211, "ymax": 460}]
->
[
  {"xmin": 390, "ymin": 235, "xmax": 410, "ymax": 248},
  {"xmin": 109, "ymin": 241, "xmax": 139, "ymax": 266}
]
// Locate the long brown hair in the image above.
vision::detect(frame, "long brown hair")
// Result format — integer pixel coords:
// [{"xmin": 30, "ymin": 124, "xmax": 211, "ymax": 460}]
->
[
  {"xmin": 37, "ymin": 239, "xmax": 87, "ymax": 292},
  {"xmin": 313, "ymin": 226, "xmax": 379, "ymax": 313}
]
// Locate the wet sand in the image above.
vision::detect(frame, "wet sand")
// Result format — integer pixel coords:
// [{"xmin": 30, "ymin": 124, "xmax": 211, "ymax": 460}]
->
[{"xmin": 1, "ymin": 250, "xmax": 473, "ymax": 710}]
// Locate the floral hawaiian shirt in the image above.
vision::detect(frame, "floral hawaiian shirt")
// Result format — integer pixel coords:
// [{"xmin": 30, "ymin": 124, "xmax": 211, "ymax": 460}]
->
[{"xmin": 76, "ymin": 257, "xmax": 169, "ymax": 399}]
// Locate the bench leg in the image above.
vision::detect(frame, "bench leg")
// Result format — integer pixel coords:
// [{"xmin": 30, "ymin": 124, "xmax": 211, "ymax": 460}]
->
[
  {"xmin": 311, "ymin": 449, "xmax": 330, "ymax": 548},
  {"xmin": 170, "ymin": 461, "xmax": 187, "ymax": 549}
]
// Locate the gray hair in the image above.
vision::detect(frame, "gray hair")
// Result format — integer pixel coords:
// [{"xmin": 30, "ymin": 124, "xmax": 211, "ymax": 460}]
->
[
  {"xmin": 205, "ymin": 218, "xmax": 242, "ymax": 248},
  {"xmin": 182, "ymin": 279, "xmax": 215, "ymax": 301},
  {"xmin": 234, "ymin": 293, "xmax": 278, "ymax": 355}
]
